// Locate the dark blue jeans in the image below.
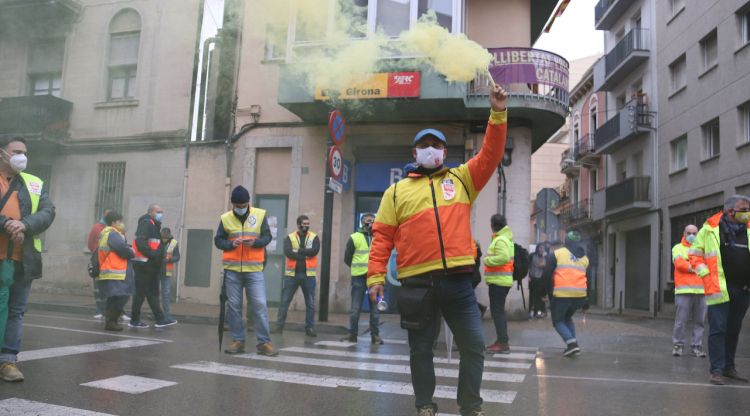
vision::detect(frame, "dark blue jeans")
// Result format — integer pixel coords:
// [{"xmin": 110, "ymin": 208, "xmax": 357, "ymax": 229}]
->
[
  {"xmin": 488, "ymin": 284, "xmax": 510, "ymax": 343},
  {"xmin": 349, "ymin": 275, "xmax": 379, "ymax": 336},
  {"xmin": 276, "ymin": 275, "xmax": 316, "ymax": 330},
  {"xmin": 550, "ymin": 297, "xmax": 585, "ymax": 344},
  {"xmin": 707, "ymin": 287, "xmax": 750, "ymax": 374},
  {"xmin": 406, "ymin": 274, "xmax": 484, "ymax": 415}
]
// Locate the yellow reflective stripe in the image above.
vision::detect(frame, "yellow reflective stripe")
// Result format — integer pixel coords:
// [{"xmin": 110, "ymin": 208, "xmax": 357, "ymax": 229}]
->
[
  {"xmin": 687, "ymin": 248, "xmax": 704, "ymax": 256},
  {"xmin": 704, "ymin": 250, "xmax": 718, "ymax": 258},
  {"xmin": 354, "ymin": 250, "xmax": 369, "ymax": 254},
  {"xmin": 485, "ymin": 272, "xmax": 513, "ymax": 276},
  {"xmin": 351, "ymin": 263, "xmax": 368, "ymax": 268}
]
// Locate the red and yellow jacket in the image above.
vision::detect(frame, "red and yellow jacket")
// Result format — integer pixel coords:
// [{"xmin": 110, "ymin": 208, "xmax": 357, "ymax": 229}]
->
[
  {"xmin": 367, "ymin": 110, "xmax": 508, "ymax": 287},
  {"xmin": 672, "ymin": 237, "xmax": 704, "ymax": 295}
]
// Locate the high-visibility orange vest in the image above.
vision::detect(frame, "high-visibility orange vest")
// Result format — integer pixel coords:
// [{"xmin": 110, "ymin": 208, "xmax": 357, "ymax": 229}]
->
[
  {"xmin": 552, "ymin": 247, "xmax": 589, "ymax": 298},
  {"xmin": 132, "ymin": 218, "xmax": 160, "ymax": 263},
  {"xmin": 165, "ymin": 239, "xmax": 178, "ymax": 277},
  {"xmin": 285, "ymin": 231, "xmax": 318, "ymax": 277},
  {"xmin": 672, "ymin": 238, "xmax": 704, "ymax": 295},
  {"xmin": 98, "ymin": 227, "xmax": 128, "ymax": 281},
  {"xmin": 220, "ymin": 208, "xmax": 266, "ymax": 272}
]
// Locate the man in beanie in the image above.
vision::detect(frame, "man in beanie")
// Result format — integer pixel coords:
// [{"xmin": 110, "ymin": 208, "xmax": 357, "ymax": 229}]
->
[{"xmin": 215, "ymin": 186, "xmax": 277, "ymax": 356}]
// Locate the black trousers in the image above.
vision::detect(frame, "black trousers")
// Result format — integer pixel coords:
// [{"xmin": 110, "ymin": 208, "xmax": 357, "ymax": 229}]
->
[
  {"xmin": 528, "ymin": 278, "xmax": 547, "ymax": 314},
  {"xmin": 131, "ymin": 267, "xmax": 166, "ymax": 323},
  {"xmin": 106, "ymin": 295, "xmax": 129, "ymax": 317}
]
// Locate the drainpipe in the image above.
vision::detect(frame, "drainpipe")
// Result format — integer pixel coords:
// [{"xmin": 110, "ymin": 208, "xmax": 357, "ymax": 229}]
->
[{"xmin": 196, "ymin": 36, "xmax": 219, "ymax": 141}]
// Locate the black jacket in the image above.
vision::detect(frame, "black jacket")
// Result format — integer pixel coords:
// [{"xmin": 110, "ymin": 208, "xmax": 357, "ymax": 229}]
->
[
  {"xmin": 0, "ymin": 174, "xmax": 56, "ymax": 281},
  {"xmin": 283, "ymin": 231, "xmax": 320, "ymax": 276},
  {"xmin": 133, "ymin": 214, "xmax": 163, "ymax": 272}
]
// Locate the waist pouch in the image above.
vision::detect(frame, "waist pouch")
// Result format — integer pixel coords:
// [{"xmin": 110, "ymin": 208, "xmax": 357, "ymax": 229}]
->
[{"xmin": 396, "ymin": 277, "xmax": 436, "ymax": 331}]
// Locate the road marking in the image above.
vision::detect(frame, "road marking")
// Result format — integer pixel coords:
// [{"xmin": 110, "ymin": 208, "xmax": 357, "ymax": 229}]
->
[
  {"xmin": 23, "ymin": 323, "xmax": 174, "ymax": 343},
  {"xmin": 27, "ymin": 313, "xmax": 106, "ymax": 323},
  {"xmin": 19, "ymin": 340, "xmax": 162, "ymax": 362},
  {"xmin": 81, "ymin": 375, "xmax": 177, "ymax": 394},
  {"xmin": 236, "ymin": 353, "xmax": 525, "ymax": 383},
  {"xmin": 280, "ymin": 346, "xmax": 532, "ymax": 370},
  {"xmin": 0, "ymin": 398, "xmax": 116, "ymax": 416},
  {"xmin": 486, "ymin": 352, "xmax": 537, "ymax": 360},
  {"xmin": 172, "ymin": 361, "xmax": 517, "ymax": 404},
  {"xmin": 314, "ymin": 340, "xmax": 357, "ymax": 347},
  {"xmin": 536, "ymin": 374, "xmax": 750, "ymax": 389},
  {"xmin": 381, "ymin": 338, "xmax": 408, "ymax": 345}
]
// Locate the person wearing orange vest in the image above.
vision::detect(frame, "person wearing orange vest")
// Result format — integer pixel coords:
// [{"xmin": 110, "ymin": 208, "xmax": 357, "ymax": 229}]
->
[
  {"xmin": 159, "ymin": 227, "xmax": 180, "ymax": 321},
  {"xmin": 272, "ymin": 215, "xmax": 320, "ymax": 337},
  {"xmin": 367, "ymin": 86, "xmax": 508, "ymax": 416},
  {"xmin": 215, "ymin": 186, "xmax": 277, "ymax": 356},
  {"xmin": 689, "ymin": 195, "xmax": 750, "ymax": 385},
  {"xmin": 96, "ymin": 210, "xmax": 135, "ymax": 332},
  {"xmin": 671, "ymin": 224, "xmax": 706, "ymax": 358},
  {"xmin": 484, "ymin": 214, "xmax": 514, "ymax": 355},
  {"xmin": 542, "ymin": 231, "xmax": 589, "ymax": 357},
  {"xmin": 128, "ymin": 204, "xmax": 176, "ymax": 329}
]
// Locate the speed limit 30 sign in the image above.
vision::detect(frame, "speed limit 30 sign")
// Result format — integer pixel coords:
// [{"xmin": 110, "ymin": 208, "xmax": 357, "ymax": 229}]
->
[{"xmin": 328, "ymin": 145, "xmax": 343, "ymax": 180}]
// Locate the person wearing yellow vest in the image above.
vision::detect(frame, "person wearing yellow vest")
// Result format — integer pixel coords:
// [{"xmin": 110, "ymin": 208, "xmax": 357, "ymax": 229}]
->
[
  {"xmin": 671, "ymin": 224, "xmax": 707, "ymax": 358},
  {"xmin": 483, "ymin": 214, "xmax": 514, "ymax": 355},
  {"xmin": 96, "ymin": 211, "xmax": 135, "ymax": 332},
  {"xmin": 272, "ymin": 215, "xmax": 321, "ymax": 337},
  {"xmin": 159, "ymin": 227, "xmax": 180, "ymax": 321},
  {"xmin": 542, "ymin": 231, "xmax": 589, "ymax": 357},
  {"xmin": 341, "ymin": 213, "xmax": 383, "ymax": 344},
  {"xmin": 689, "ymin": 195, "xmax": 750, "ymax": 385},
  {"xmin": 128, "ymin": 204, "xmax": 176, "ymax": 329},
  {"xmin": 215, "ymin": 186, "xmax": 277, "ymax": 356},
  {"xmin": 0, "ymin": 136, "xmax": 56, "ymax": 383}
]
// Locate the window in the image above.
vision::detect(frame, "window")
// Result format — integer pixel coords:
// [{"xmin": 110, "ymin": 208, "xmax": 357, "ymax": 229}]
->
[
  {"xmin": 376, "ymin": 0, "xmax": 411, "ymax": 36},
  {"xmin": 669, "ymin": 54, "xmax": 687, "ymax": 94},
  {"xmin": 632, "ymin": 152, "xmax": 643, "ymax": 176},
  {"xmin": 700, "ymin": 29, "xmax": 718, "ymax": 72},
  {"xmin": 590, "ymin": 168, "xmax": 598, "ymax": 193},
  {"xmin": 108, "ymin": 10, "xmax": 141, "ymax": 100},
  {"xmin": 573, "ymin": 119, "xmax": 580, "ymax": 142},
  {"xmin": 670, "ymin": 0, "xmax": 685, "ymax": 17},
  {"xmin": 739, "ymin": 101, "xmax": 750, "ymax": 145},
  {"xmin": 702, "ymin": 118, "xmax": 721, "ymax": 159},
  {"xmin": 28, "ymin": 39, "xmax": 65, "ymax": 97},
  {"xmin": 671, "ymin": 135, "xmax": 688, "ymax": 172},
  {"xmin": 616, "ymin": 160, "xmax": 627, "ymax": 182},
  {"xmin": 95, "ymin": 162, "xmax": 126, "ymax": 221},
  {"xmin": 616, "ymin": 93, "xmax": 627, "ymax": 110},
  {"xmin": 418, "ymin": 0, "xmax": 453, "ymax": 30},
  {"xmin": 590, "ymin": 102, "xmax": 598, "ymax": 131},
  {"xmin": 739, "ymin": 5, "xmax": 750, "ymax": 46}
]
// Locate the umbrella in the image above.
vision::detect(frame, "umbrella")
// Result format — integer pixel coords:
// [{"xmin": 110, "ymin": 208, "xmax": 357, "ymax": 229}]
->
[
  {"xmin": 517, "ymin": 280, "xmax": 527, "ymax": 312},
  {"xmin": 218, "ymin": 273, "xmax": 228, "ymax": 351}
]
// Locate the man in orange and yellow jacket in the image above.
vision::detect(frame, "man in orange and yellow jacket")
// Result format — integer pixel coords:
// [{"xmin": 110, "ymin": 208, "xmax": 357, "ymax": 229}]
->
[
  {"xmin": 671, "ymin": 224, "xmax": 706, "ymax": 358},
  {"xmin": 367, "ymin": 85, "xmax": 508, "ymax": 416}
]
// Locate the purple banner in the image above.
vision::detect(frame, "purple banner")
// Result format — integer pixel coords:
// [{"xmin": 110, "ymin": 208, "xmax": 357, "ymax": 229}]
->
[{"xmin": 487, "ymin": 48, "xmax": 569, "ymax": 92}]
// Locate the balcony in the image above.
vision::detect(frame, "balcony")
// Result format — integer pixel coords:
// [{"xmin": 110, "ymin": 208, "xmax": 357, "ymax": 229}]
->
[
  {"xmin": 0, "ymin": 0, "xmax": 81, "ymax": 31},
  {"xmin": 560, "ymin": 199, "xmax": 593, "ymax": 226},
  {"xmin": 278, "ymin": 47, "xmax": 569, "ymax": 152},
  {"xmin": 595, "ymin": 0, "xmax": 632, "ymax": 31},
  {"xmin": 593, "ymin": 29, "xmax": 650, "ymax": 92},
  {"xmin": 0, "ymin": 95, "xmax": 73, "ymax": 139},
  {"xmin": 605, "ymin": 176, "xmax": 652, "ymax": 216},
  {"xmin": 574, "ymin": 134, "xmax": 600, "ymax": 166},
  {"xmin": 560, "ymin": 149, "xmax": 579, "ymax": 176},
  {"xmin": 593, "ymin": 100, "xmax": 653, "ymax": 154}
]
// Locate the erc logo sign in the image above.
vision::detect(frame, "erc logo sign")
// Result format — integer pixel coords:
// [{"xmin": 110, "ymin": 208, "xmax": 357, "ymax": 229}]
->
[{"xmin": 315, "ymin": 72, "xmax": 421, "ymax": 101}]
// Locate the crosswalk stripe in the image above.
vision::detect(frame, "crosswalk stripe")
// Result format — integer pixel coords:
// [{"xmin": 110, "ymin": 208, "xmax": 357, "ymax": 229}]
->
[
  {"xmin": 236, "ymin": 353, "xmax": 526, "ymax": 383},
  {"xmin": 18, "ymin": 340, "xmax": 162, "ymax": 362},
  {"xmin": 314, "ymin": 340, "xmax": 357, "ymax": 347},
  {"xmin": 280, "ymin": 346, "xmax": 532, "ymax": 370},
  {"xmin": 24, "ymin": 323, "xmax": 174, "ymax": 343},
  {"xmin": 0, "ymin": 398, "xmax": 116, "ymax": 416},
  {"xmin": 316, "ymin": 340, "xmax": 536, "ymax": 361},
  {"xmin": 172, "ymin": 361, "xmax": 517, "ymax": 404}
]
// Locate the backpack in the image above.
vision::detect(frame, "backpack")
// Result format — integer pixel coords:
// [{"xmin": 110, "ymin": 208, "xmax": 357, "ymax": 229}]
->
[
  {"xmin": 512, "ymin": 243, "xmax": 529, "ymax": 281},
  {"xmin": 88, "ymin": 249, "xmax": 100, "ymax": 278}
]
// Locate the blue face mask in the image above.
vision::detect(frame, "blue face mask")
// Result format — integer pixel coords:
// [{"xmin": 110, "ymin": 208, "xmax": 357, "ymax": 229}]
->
[
  {"xmin": 154, "ymin": 213, "xmax": 163, "ymax": 223},
  {"xmin": 234, "ymin": 207, "xmax": 248, "ymax": 216},
  {"xmin": 686, "ymin": 234, "xmax": 696, "ymax": 244}
]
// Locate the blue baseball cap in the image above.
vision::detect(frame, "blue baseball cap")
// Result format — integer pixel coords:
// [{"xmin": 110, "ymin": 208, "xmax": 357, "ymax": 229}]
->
[{"xmin": 413, "ymin": 128, "xmax": 447, "ymax": 146}]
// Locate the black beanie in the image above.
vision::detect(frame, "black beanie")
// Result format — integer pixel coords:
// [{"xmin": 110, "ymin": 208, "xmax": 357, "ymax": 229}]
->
[{"xmin": 231, "ymin": 186, "xmax": 250, "ymax": 203}]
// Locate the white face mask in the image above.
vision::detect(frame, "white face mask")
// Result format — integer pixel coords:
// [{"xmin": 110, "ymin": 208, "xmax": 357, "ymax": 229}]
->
[
  {"xmin": 2, "ymin": 150, "xmax": 27, "ymax": 173},
  {"xmin": 415, "ymin": 146, "xmax": 445, "ymax": 169},
  {"xmin": 233, "ymin": 207, "xmax": 248, "ymax": 216},
  {"xmin": 686, "ymin": 234, "xmax": 696, "ymax": 244}
]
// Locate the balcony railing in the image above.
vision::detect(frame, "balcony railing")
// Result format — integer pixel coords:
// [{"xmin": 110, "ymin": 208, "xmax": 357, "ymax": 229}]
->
[
  {"xmin": 468, "ymin": 72, "xmax": 569, "ymax": 110},
  {"xmin": 561, "ymin": 199, "xmax": 592, "ymax": 225},
  {"xmin": 595, "ymin": 0, "xmax": 630, "ymax": 30},
  {"xmin": 605, "ymin": 176, "xmax": 651, "ymax": 213},
  {"xmin": 560, "ymin": 148, "xmax": 579, "ymax": 174},
  {"xmin": 605, "ymin": 29, "xmax": 649, "ymax": 75},
  {"xmin": 0, "ymin": 95, "xmax": 73, "ymax": 138},
  {"xmin": 574, "ymin": 134, "xmax": 597, "ymax": 162},
  {"xmin": 594, "ymin": 99, "xmax": 653, "ymax": 154}
]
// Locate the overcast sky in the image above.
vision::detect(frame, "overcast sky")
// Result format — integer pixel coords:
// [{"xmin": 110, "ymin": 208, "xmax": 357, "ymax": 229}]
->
[{"xmin": 533, "ymin": 0, "xmax": 604, "ymax": 62}]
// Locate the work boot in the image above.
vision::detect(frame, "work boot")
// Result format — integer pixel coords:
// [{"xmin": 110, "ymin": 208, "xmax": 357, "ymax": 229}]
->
[
  {"xmin": 486, "ymin": 342, "xmax": 510, "ymax": 354},
  {"xmin": 224, "ymin": 340, "xmax": 245, "ymax": 354},
  {"xmin": 672, "ymin": 344, "xmax": 683, "ymax": 357},
  {"xmin": 305, "ymin": 328, "xmax": 317, "ymax": 337},
  {"xmin": 563, "ymin": 342, "xmax": 581, "ymax": 357},
  {"xmin": 723, "ymin": 368, "xmax": 749, "ymax": 382},
  {"xmin": 270, "ymin": 325, "xmax": 283, "ymax": 334},
  {"xmin": 340, "ymin": 334, "xmax": 357, "ymax": 343},
  {"xmin": 104, "ymin": 310, "xmax": 123, "ymax": 332},
  {"xmin": 257, "ymin": 342, "xmax": 279, "ymax": 357},
  {"xmin": 416, "ymin": 405, "xmax": 436, "ymax": 416},
  {"xmin": 691, "ymin": 345, "xmax": 707, "ymax": 358},
  {"xmin": 0, "ymin": 362, "xmax": 24, "ymax": 382},
  {"xmin": 371, "ymin": 335, "xmax": 384, "ymax": 345},
  {"xmin": 710, "ymin": 372, "xmax": 725, "ymax": 385}
]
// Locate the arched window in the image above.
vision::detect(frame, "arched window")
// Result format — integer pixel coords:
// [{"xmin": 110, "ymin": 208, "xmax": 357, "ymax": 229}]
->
[
  {"xmin": 108, "ymin": 9, "xmax": 141, "ymax": 100},
  {"xmin": 589, "ymin": 95, "xmax": 599, "ymax": 132}
]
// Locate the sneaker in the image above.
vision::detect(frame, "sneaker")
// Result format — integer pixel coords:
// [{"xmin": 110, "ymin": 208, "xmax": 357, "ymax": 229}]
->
[
  {"xmin": 257, "ymin": 342, "xmax": 279, "ymax": 357},
  {"xmin": 691, "ymin": 346, "xmax": 707, "ymax": 358},
  {"xmin": 93, "ymin": 314, "xmax": 104, "ymax": 320},
  {"xmin": 224, "ymin": 340, "xmax": 245, "ymax": 354},
  {"xmin": 371, "ymin": 335, "xmax": 384, "ymax": 345},
  {"xmin": 305, "ymin": 328, "xmax": 317, "ymax": 337},
  {"xmin": 528, "ymin": 312, "xmax": 534, "ymax": 320},
  {"xmin": 0, "ymin": 362, "xmax": 24, "ymax": 382},
  {"xmin": 710, "ymin": 372, "xmax": 725, "ymax": 385},
  {"xmin": 128, "ymin": 321, "xmax": 149, "ymax": 329},
  {"xmin": 416, "ymin": 405, "xmax": 436, "ymax": 416},
  {"xmin": 563, "ymin": 342, "xmax": 581, "ymax": 357},
  {"xmin": 486, "ymin": 342, "xmax": 510, "ymax": 354},
  {"xmin": 466, "ymin": 411, "xmax": 486, "ymax": 416},
  {"xmin": 270, "ymin": 325, "xmax": 283, "ymax": 334},
  {"xmin": 536, "ymin": 311, "xmax": 545, "ymax": 318},
  {"xmin": 723, "ymin": 368, "xmax": 749, "ymax": 382},
  {"xmin": 672, "ymin": 344, "xmax": 683, "ymax": 357},
  {"xmin": 154, "ymin": 319, "xmax": 178, "ymax": 328},
  {"xmin": 120, "ymin": 314, "xmax": 131, "ymax": 322},
  {"xmin": 340, "ymin": 334, "xmax": 357, "ymax": 343}
]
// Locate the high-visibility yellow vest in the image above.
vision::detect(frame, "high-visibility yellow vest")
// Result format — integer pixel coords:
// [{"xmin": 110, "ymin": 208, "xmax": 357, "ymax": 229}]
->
[
  {"xmin": 483, "ymin": 227, "xmax": 514, "ymax": 287},
  {"xmin": 19, "ymin": 172, "xmax": 42, "ymax": 252},
  {"xmin": 165, "ymin": 239, "xmax": 178, "ymax": 277},
  {"xmin": 221, "ymin": 208, "xmax": 266, "ymax": 272},
  {"xmin": 350, "ymin": 232, "xmax": 370, "ymax": 276},
  {"xmin": 284, "ymin": 231, "xmax": 318, "ymax": 277},
  {"xmin": 552, "ymin": 247, "xmax": 589, "ymax": 298},
  {"xmin": 98, "ymin": 227, "xmax": 128, "ymax": 281}
]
